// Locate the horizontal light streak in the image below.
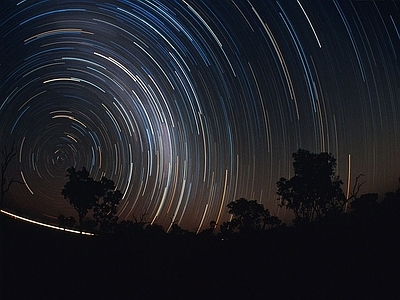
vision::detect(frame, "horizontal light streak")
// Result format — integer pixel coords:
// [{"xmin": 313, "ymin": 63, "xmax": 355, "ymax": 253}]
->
[{"xmin": 1, "ymin": 210, "xmax": 95, "ymax": 236}]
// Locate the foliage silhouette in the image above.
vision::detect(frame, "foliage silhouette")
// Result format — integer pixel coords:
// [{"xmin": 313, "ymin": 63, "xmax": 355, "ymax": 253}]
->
[
  {"xmin": 277, "ymin": 149, "xmax": 345, "ymax": 223},
  {"xmin": 169, "ymin": 223, "xmax": 189, "ymax": 235},
  {"xmin": 350, "ymin": 193, "xmax": 378, "ymax": 212},
  {"xmin": 223, "ymin": 198, "xmax": 281, "ymax": 234},
  {"xmin": 199, "ymin": 220, "xmax": 217, "ymax": 236},
  {"xmin": 3, "ymin": 186, "xmax": 400, "ymax": 299},
  {"xmin": 61, "ymin": 167, "xmax": 122, "ymax": 232},
  {"xmin": 57, "ymin": 213, "xmax": 76, "ymax": 229},
  {"xmin": 379, "ymin": 188, "xmax": 400, "ymax": 228},
  {"xmin": 93, "ymin": 180, "xmax": 123, "ymax": 232},
  {"xmin": 145, "ymin": 223, "xmax": 166, "ymax": 236}
]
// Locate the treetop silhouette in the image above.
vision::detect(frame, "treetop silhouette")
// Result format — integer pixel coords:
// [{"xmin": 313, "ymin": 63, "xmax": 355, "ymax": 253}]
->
[
  {"xmin": 61, "ymin": 166, "xmax": 122, "ymax": 232},
  {"xmin": 277, "ymin": 149, "xmax": 345, "ymax": 223},
  {"xmin": 222, "ymin": 198, "xmax": 282, "ymax": 235}
]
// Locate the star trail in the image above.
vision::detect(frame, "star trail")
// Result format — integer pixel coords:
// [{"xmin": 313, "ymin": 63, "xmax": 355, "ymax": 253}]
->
[{"xmin": 1, "ymin": 0, "xmax": 400, "ymax": 232}]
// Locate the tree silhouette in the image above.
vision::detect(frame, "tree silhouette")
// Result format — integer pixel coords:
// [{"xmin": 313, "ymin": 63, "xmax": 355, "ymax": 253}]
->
[
  {"xmin": 169, "ymin": 223, "xmax": 189, "ymax": 235},
  {"xmin": 277, "ymin": 149, "xmax": 345, "ymax": 224},
  {"xmin": 348, "ymin": 193, "xmax": 379, "ymax": 228},
  {"xmin": 61, "ymin": 167, "xmax": 122, "ymax": 231},
  {"xmin": 57, "ymin": 213, "xmax": 76, "ymax": 230},
  {"xmin": 0, "ymin": 142, "xmax": 22, "ymax": 207},
  {"xmin": 145, "ymin": 223, "xmax": 165, "ymax": 236},
  {"xmin": 379, "ymin": 188, "xmax": 400, "ymax": 228},
  {"xmin": 93, "ymin": 179, "xmax": 123, "ymax": 232},
  {"xmin": 345, "ymin": 173, "xmax": 366, "ymax": 213},
  {"xmin": 226, "ymin": 198, "xmax": 280, "ymax": 234},
  {"xmin": 350, "ymin": 193, "xmax": 378, "ymax": 212},
  {"xmin": 200, "ymin": 221, "xmax": 217, "ymax": 236}
]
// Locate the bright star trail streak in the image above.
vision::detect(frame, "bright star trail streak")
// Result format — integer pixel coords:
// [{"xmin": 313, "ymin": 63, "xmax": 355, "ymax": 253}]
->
[
  {"xmin": 0, "ymin": 210, "xmax": 95, "ymax": 236},
  {"xmin": 1, "ymin": 0, "xmax": 400, "ymax": 231}
]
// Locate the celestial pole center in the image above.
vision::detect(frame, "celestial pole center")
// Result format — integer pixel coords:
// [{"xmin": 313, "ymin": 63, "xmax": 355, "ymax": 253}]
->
[{"xmin": 1, "ymin": 0, "xmax": 400, "ymax": 232}]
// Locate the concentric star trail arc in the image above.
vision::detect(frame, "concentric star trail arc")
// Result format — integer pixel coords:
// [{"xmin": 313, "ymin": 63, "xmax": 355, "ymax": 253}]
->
[{"xmin": 1, "ymin": 0, "xmax": 400, "ymax": 231}]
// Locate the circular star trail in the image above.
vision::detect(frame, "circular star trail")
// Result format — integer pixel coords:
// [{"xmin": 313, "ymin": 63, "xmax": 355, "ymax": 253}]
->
[{"xmin": 1, "ymin": 0, "xmax": 400, "ymax": 232}]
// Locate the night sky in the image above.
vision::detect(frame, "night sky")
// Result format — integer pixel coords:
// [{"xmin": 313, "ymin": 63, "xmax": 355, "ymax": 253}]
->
[{"xmin": 1, "ymin": 0, "xmax": 400, "ymax": 232}]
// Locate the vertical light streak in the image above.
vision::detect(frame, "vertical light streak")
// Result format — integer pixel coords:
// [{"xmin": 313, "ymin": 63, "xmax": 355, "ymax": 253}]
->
[
  {"xmin": 215, "ymin": 169, "xmax": 228, "ymax": 225},
  {"xmin": 196, "ymin": 203, "xmax": 208, "ymax": 234},
  {"xmin": 345, "ymin": 154, "xmax": 351, "ymax": 213}
]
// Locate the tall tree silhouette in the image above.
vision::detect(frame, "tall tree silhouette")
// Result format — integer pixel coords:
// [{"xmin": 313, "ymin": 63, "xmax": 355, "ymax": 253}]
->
[
  {"xmin": 277, "ymin": 149, "xmax": 345, "ymax": 223},
  {"xmin": 62, "ymin": 167, "xmax": 122, "ymax": 231}
]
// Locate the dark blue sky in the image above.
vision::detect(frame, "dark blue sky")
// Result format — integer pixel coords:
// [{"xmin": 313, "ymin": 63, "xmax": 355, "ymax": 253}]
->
[{"xmin": 1, "ymin": 0, "xmax": 400, "ymax": 231}]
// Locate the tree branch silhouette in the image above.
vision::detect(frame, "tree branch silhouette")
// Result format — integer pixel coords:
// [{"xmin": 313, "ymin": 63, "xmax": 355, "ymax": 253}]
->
[{"xmin": 1, "ymin": 141, "xmax": 23, "ymax": 207}]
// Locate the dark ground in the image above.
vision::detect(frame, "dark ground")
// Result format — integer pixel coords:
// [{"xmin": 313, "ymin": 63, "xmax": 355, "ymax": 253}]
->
[{"xmin": 1, "ymin": 213, "xmax": 399, "ymax": 300}]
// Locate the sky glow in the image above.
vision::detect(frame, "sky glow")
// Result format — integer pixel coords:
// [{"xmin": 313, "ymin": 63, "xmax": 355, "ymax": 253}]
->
[{"xmin": 1, "ymin": 0, "xmax": 400, "ymax": 231}]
